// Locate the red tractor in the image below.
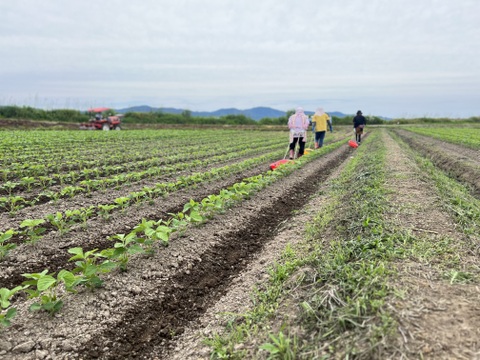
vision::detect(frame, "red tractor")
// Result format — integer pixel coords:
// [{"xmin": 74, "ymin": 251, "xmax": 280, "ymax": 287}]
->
[{"xmin": 80, "ymin": 107, "xmax": 122, "ymax": 131}]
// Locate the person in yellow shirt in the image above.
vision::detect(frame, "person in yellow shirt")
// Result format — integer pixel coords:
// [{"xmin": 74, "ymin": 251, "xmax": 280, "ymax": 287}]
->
[{"xmin": 311, "ymin": 108, "xmax": 330, "ymax": 149}]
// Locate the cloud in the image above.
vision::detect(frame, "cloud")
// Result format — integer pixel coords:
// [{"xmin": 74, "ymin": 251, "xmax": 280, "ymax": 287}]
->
[{"xmin": 0, "ymin": 0, "xmax": 479, "ymax": 117}]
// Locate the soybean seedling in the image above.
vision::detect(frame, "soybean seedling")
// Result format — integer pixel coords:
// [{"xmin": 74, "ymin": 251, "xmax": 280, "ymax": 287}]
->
[
  {"xmin": 19, "ymin": 219, "xmax": 46, "ymax": 244},
  {"xmin": 0, "ymin": 286, "xmax": 26, "ymax": 327},
  {"xmin": 22, "ymin": 269, "xmax": 81, "ymax": 316},
  {"xmin": 104, "ymin": 233, "xmax": 144, "ymax": 272},
  {"xmin": 0, "ymin": 229, "xmax": 16, "ymax": 260},
  {"xmin": 68, "ymin": 247, "xmax": 117, "ymax": 289}
]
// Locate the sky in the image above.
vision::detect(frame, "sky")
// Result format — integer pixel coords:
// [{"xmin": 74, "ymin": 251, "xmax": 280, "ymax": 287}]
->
[{"xmin": 1, "ymin": 0, "xmax": 479, "ymax": 119}]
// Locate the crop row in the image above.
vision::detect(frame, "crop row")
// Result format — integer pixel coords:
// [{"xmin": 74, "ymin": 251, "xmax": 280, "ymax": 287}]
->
[
  {"xmin": 403, "ymin": 127, "xmax": 480, "ymax": 149},
  {"xmin": 0, "ymin": 137, "xmax": 285, "ymax": 195},
  {"xmin": 0, "ymin": 146, "xmax": 289, "ymax": 236},
  {"xmin": 0, "ymin": 139, "xmax": 345, "ymax": 328},
  {"xmin": 0, "ymin": 131, "xmax": 286, "ymax": 180}
]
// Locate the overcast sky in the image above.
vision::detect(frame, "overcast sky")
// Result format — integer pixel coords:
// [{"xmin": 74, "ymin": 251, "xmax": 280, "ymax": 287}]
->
[{"xmin": 1, "ymin": 0, "xmax": 479, "ymax": 118}]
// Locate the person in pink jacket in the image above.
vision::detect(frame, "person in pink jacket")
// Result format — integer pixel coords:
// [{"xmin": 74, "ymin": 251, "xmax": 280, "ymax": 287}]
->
[{"xmin": 288, "ymin": 107, "xmax": 310, "ymax": 159}]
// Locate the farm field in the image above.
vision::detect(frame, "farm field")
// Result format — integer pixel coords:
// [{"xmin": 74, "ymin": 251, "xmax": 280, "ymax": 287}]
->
[{"xmin": 0, "ymin": 125, "xmax": 479, "ymax": 359}]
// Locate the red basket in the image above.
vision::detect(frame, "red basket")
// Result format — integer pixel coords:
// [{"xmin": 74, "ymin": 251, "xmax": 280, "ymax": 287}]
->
[
  {"xmin": 348, "ymin": 140, "xmax": 359, "ymax": 148},
  {"xmin": 269, "ymin": 159, "xmax": 290, "ymax": 170}
]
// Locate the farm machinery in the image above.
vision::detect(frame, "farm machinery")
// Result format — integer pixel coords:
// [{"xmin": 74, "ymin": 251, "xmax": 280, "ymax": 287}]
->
[{"xmin": 79, "ymin": 107, "xmax": 122, "ymax": 131}]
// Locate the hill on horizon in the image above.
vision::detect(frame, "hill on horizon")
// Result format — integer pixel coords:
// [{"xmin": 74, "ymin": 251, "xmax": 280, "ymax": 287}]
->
[{"xmin": 116, "ymin": 105, "xmax": 350, "ymax": 121}]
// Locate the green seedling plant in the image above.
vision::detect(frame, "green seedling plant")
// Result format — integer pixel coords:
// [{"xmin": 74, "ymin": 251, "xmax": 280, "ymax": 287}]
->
[
  {"xmin": 143, "ymin": 220, "xmax": 172, "ymax": 248},
  {"xmin": 114, "ymin": 196, "xmax": 130, "ymax": 213},
  {"xmin": 66, "ymin": 170, "xmax": 80, "ymax": 183},
  {"xmin": 38, "ymin": 190, "xmax": 60, "ymax": 203},
  {"xmin": 227, "ymin": 182, "xmax": 249, "ymax": 200},
  {"xmin": 182, "ymin": 199, "xmax": 204, "ymax": 224},
  {"xmin": 65, "ymin": 209, "xmax": 83, "ymax": 224},
  {"xmin": 2, "ymin": 196, "xmax": 26, "ymax": 216},
  {"xmin": 0, "ymin": 169, "xmax": 11, "ymax": 182},
  {"xmin": 20, "ymin": 176, "xmax": 36, "ymax": 192},
  {"xmin": 97, "ymin": 204, "xmax": 117, "ymax": 220},
  {"xmin": 27, "ymin": 164, "xmax": 45, "ymax": 177},
  {"xmin": 60, "ymin": 185, "xmax": 82, "ymax": 198},
  {"xmin": 201, "ymin": 194, "xmax": 225, "ymax": 219},
  {"xmin": 22, "ymin": 269, "xmax": 81, "ymax": 316},
  {"xmin": 79, "ymin": 179, "xmax": 96, "ymax": 195},
  {"xmin": 129, "ymin": 190, "xmax": 148, "ymax": 205},
  {"xmin": 46, "ymin": 212, "xmax": 70, "ymax": 235},
  {"xmin": 68, "ymin": 247, "xmax": 117, "ymax": 289},
  {"xmin": 20, "ymin": 219, "xmax": 46, "ymax": 244},
  {"xmin": 1, "ymin": 181, "xmax": 18, "ymax": 196},
  {"xmin": 38, "ymin": 176, "xmax": 54, "ymax": 189},
  {"xmin": 78, "ymin": 206, "xmax": 95, "ymax": 228},
  {"xmin": 132, "ymin": 219, "xmax": 157, "ymax": 253},
  {"xmin": 104, "ymin": 232, "xmax": 144, "ymax": 271},
  {"xmin": 0, "ymin": 229, "xmax": 16, "ymax": 260},
  {"xmin": 166, "ymin": 212, "xmax": 189, "ymax": 237},
  {"xmin": 0, "ymin": 286, "xmax": 26, "ymax": 327}
]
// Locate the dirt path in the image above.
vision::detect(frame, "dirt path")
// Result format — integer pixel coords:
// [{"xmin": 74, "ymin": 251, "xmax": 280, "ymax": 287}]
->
[{"xmin": 382, "ymin": 130, "xmax": 480, "ymax": 359}]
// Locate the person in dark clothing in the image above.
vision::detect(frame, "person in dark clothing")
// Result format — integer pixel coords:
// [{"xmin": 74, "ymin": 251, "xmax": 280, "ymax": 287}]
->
[{"xmin": 353, "ymin": 110, "xmax": 367, "ymax": 143}]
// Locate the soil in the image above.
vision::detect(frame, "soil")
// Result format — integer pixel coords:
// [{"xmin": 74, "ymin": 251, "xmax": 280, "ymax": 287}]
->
[{"xmin": 1, "ymin": 125, "xmax": 479, "ymax": 359}]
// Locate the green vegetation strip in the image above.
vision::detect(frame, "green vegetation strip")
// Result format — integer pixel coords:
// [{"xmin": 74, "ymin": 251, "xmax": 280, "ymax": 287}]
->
[
  {"xmin": 403, "ymin": 127, "xmax": 480, "ymax": 150},
  {"xmin": 0, "ymin": 148, "xmax": 285, "ymax": 241}
]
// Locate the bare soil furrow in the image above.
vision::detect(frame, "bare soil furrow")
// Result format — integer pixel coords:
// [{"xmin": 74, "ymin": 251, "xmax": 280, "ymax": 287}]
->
[{"xmin": 392, "ymin": 129, "xmax": 480, "ymax": 196}]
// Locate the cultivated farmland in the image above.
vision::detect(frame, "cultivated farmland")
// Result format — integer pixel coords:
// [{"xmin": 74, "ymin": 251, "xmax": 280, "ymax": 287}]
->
[{"xmin": 0, "ymin": 125, "xmax": 479, "ymax": 359}]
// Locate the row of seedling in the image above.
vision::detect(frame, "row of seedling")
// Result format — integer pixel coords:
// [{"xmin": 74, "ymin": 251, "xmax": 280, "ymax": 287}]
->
[
  {"xmin": 0, "ymin": 142, "xmax": 284, "ymax": 213},
  {"xmin": 0, "ymin": 142, "xmax": 318, "ymax": 328},
  {"xmin": 0, "ymin": 149, "xmax": 286, "ymax": 251},
  {"xmin": 1, "ymin": 132, "xmax": 285, "ymax": 182}
]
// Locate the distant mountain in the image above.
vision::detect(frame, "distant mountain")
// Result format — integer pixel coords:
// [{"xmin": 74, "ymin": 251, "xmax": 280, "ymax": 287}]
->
[{"xmin": 116, "ymin": 105, "xmax": 349, "ymax": 121}]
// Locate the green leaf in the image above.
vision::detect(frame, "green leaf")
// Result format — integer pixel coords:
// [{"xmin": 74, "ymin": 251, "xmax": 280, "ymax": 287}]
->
[
  {"xmin": 0, "ymin": 289, "xmax": 12, "ymax": 308},
  {"xmin": 83, "ymin": 264, "xmax": 98, "ymax": 277},
  {"xmin": 99, "ymin": 260, "xmax": 117, "ymax": 272},
  {"xmin": 0, "ymin": 286, "xmax": 24, "ymax": 308},
  {"xmin": 37, "ymin": 275, "xmax": 57, "ymax": 291},
  {"xmin": 189, "ymin": 211, "xmax": 204, "ymax": 223},
  {"xmin": 29, "ymin": 303, "xmax": 42, "ymax": 312},
  {"xmin": 67, "ymin": 247, "xmax": 85, "ymax": 260},
  {"xmin": 128, "ymin": 244, "xmax": 145, "ymax": 254},
  {"xmin": 5, "ymin": 307, "xmax": 17, "ymax": 321},
  {"xmin": 0, "ymin": 307, "xmax": 17, "ymax": 326},
  {"xmin": 57, "ymin": 270, "xmax": 77, "ymax": 288}
]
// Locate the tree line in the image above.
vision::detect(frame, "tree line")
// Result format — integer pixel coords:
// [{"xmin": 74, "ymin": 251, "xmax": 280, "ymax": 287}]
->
[{"xmin": 0, "ymin": 105, "xmax": 478, "ymax": 126}]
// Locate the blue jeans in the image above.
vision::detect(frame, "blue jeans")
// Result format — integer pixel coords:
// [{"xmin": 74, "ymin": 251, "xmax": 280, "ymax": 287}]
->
[{"xmin": 315, "ymin": 131, "xmax": 326, "ymax": 148}]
